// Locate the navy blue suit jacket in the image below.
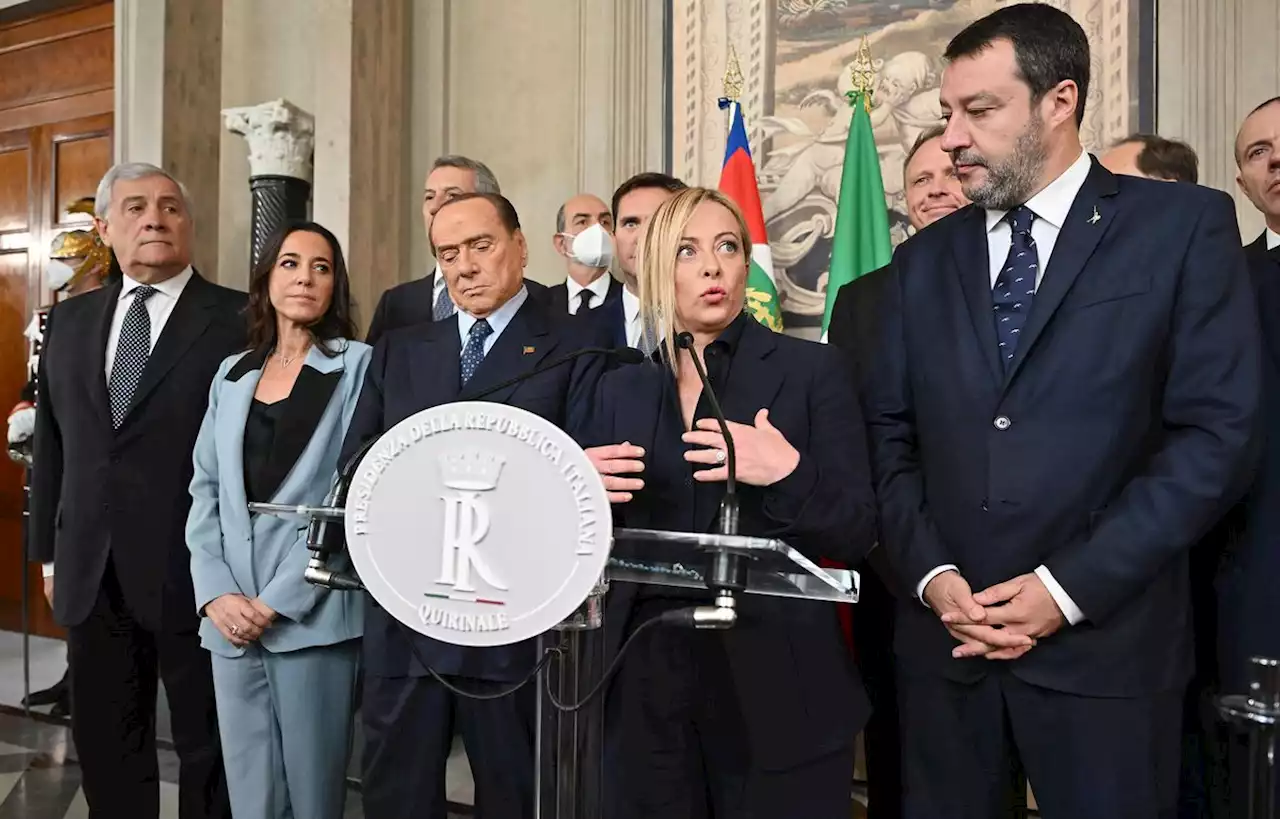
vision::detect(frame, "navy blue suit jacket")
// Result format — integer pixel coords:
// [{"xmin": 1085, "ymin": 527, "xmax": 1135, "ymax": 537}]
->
[
  {"xmin": 341, "ymin": 293, "xmax": 612, "ymax": 681},
  {"xmin": 364, "ymin": 271, "xmax": 551, "ymax": 346},
  {"xmin": 546, "ymin": 275, "xmax": 627, "ymax": 348},
  {"xmin": 865, "ymin": 161, "xmax": 1262, "ymax": 697},
  {"xmin": 587, "ymin": 317, "xmax": 876, "ymax": 770},
  {"xmin": 1216, "ymin": 233, "xmax": 1280, "ymax": 694}
]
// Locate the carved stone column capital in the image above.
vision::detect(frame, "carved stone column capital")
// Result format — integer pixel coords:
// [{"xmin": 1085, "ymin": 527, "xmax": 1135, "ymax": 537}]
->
[{"xmin": 223, "ymin": 98, "xmax": 316, "ymax": 182}]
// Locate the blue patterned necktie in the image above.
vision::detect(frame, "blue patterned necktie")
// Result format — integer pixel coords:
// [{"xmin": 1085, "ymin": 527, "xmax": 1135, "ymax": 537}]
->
[
  {"xmin": 992, "ymin": 206, "xmax": 1038, "ymax": 370},
  {"xmin": 460, "ymin": 319, "xmax": 493, "ymax": 386},
  {"xmin": 433, "ymin": 282, "xmax": 455, "ymax": 322},
  {"xmin": 108, "ymin": 285, "xmax": 158, "ymax": 428}
]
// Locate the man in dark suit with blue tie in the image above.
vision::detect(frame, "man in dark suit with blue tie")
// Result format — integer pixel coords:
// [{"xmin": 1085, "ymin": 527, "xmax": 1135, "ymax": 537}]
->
[
  {"xmin": 864, "ymin": 6, "xmax": 1261, "ymax": 818},
  {"xmin": 365, "ymin": 155, "xmax": 548, "ymax": 346},
  {"xmin": 342, "ymin": 191, "xmax": 611, "ymax": 819}
]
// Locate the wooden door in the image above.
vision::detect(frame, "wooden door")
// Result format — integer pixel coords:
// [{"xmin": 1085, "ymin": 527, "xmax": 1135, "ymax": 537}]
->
[{"xmin": 0, "ymin": 1, "xmax": 112, "ymax": 637}]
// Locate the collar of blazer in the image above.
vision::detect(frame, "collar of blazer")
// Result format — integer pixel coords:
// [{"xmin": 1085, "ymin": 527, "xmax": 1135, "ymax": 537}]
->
[
  {"xmin": 405, "ymin": 293, "xmax": 557, "ymax": 407},
  {"xmin": 949, "ymin": 158, "xmax": 1121, "ymax": 392},
  {"xmin": 222, "ymin": 341, "xmax": 349, "ymax": 505}
]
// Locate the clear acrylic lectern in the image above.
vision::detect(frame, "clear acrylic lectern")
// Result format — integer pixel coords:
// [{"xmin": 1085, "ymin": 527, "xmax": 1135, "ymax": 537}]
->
[
  {"xmin": 247, "ymin": 503, "xmax": 860, "ymax": 819},
  {"xmin": 534, "ymin": 527, "xmax": 860, "ymax": 819}
]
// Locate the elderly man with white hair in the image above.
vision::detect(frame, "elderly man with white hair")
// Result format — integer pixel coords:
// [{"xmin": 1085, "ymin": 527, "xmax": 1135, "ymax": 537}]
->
[{"xmin": 30, "ymin": 162, "xmax": 246, "ymax": 819}]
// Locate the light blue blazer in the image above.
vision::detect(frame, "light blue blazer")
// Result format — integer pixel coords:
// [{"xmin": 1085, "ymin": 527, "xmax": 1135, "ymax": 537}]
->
[{"xmin": 187, "ymin": 339, "xmax": 371, "ymax": 658}]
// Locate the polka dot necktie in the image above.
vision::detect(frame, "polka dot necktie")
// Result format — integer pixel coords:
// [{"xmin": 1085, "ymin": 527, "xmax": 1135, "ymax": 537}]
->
[
  {"xmin": 460, "ymin": 319, "xmax": 493, "ymax": 387},
  {"xmin": 108, "ymin": 285, "xmax": 158, "ymax": 428},
  {"xmin": 992, "ymin": 205, "xmax": 1038, "ymax": 371},
  {"xmin": 433, "ymin": 283, "xmax": 455, "ymax": 322},
  {"xmin": 575, "ymin": 289, "xmax": 593, "ymax": 315}
]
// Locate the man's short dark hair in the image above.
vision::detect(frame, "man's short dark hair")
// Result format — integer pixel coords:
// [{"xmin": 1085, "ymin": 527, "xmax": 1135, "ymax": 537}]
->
[
  {"xmin": 903, "ymin": 125, "xmax": 947, "ymax": 179},
  {"xmin": 429, "ymin": 192, "xmax": 521, "ymax": 249},
  {"xmin": 1113, "ymin": 134, "xmax": 1199, "ymax": 184},
  {"xmin": 611, "ymin": 172, "xmax": 687, "ymax": 221},
  {"xmin": 945, "ymin": 3, "xmax": 1090, "ymax": 127}
]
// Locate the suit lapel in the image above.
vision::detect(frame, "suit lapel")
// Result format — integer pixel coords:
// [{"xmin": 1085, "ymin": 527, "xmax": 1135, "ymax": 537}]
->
[
  {"xmin": 88, "ymin": 280, "xmax": 121, "ymax": 429},
  {"xmin": 694, "ymin": 320, "xmax": 785, "ymax": 533},
  {"xmin": 410, "ymin": 318, "xmax": 462, "ymax": 406},
  {"xmin": 1246, "ymin": 235, "xmax": 1280, "ymax": 374},
  {"xmin": 121, "ymin": 272, "xmax": 216, "ymax": 427},
  {"xmin": 260, "ymin": 346, "xmax": 344, "ymax": 501},
  {"xmin": 463, "ymin": 298, "xmax": 554, "ymax": 405},
  {"xmin": 221, "ymin": 350, "xmax": 265, "ymax": 529},
  {"xmin": 951, "ymin": 207, "xmax": 1003, "ymax": 388},
  {"xmin": 1004, "ymin": 161, "xmax": 1120, "ymax": 388}
]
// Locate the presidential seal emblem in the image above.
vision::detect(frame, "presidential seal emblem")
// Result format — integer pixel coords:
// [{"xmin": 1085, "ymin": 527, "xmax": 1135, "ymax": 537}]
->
[{"xmin": 344, "ymin": 402, "xmax": 613, "ymax": 647}]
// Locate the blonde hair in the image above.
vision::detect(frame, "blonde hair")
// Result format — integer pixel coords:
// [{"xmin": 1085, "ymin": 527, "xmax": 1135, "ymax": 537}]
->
[{"xmin": 636, "ymin": 187, "xmax": 752, "ymax": 372}]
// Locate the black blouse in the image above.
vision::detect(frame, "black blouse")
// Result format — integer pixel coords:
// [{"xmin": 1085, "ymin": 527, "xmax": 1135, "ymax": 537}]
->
[{"xmin": 243, "ymin": 397, "xmax": 290, "ymax": 504}]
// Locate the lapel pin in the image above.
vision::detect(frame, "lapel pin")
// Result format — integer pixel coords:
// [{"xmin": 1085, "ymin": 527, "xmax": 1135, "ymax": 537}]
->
[
  {"xmin": 522, "ymin": 346, "xmax": 536, "ymax": 355},
  {"xmin": 1087, "ymin": 206, "xmax": 1101, "ymax": 225}
]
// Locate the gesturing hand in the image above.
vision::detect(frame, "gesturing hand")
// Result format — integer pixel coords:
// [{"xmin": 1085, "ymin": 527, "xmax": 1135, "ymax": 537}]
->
[
  {"xmin": 681, "ymin": 409, "xmax": 800, "ymax": 487},
  {"xmin": 941, "ymin": 573, "xmax": 1065, "ymax": 658},
  {"xmin": 205, "ymin": 593, "xmax": 272, "ymax": 648},
  {"xmin": 924, "ymin": 570, "xmax": 1035, "ymax": 661},
  {"xmin": 585, "ymin": 443, "xmax": 645, "ymax": 503}
]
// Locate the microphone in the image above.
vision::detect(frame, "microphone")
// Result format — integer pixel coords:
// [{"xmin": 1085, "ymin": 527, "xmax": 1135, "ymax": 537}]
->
[
  {"xmin": 460, "ymin": 345, "xmax": 644, "ymax": 401},
  {"xmin": 675, "ymin": 331, "xmax": 744, "ymax": 592}
]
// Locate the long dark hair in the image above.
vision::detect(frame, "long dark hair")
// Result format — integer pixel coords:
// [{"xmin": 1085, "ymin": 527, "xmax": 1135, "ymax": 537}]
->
[{"xmin": 246, "ymin": 220, "xmax": 357, "ymax": 356}]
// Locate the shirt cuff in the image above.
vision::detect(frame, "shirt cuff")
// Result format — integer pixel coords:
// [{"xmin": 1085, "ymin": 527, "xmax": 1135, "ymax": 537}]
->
[
  {"xmin": 916, "ymin": 564, "xmax": 959, "ymax": 607},
  {"xmin": 41, "ymin": 562, "xmax": 54, "ymax": 578},
  {"xmin": 1034, "ymin": 564, "xmax": 1085, "ymax": 625}
]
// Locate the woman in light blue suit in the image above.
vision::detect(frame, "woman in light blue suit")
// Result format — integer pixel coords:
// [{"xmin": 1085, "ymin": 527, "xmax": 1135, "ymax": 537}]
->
[{"xmin": 187, "ymin": 221, "xmax": 369, "ymax": 819}]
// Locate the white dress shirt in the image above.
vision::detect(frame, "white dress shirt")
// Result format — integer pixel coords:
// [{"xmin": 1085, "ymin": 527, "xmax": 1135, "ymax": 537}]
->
[
  {"xmin": 916, "ymin": 150, "xmax": 1093, "ymax": 627},
  {"xmin": 104, "ymin": 266, "xmax": 195, "ymax": 380},
  {"xmin": 1266, "ymin": 228, "xmax": 1279, "ymax": 250},
  {"xmin": 621, "ymin": 285, "xmax": 642, "ymax": 348},
  {"xmin": 46, "ymin": 266, "xmax": 196, "ymax": 578},
  {"xmin": 565, "ymin": 274, "xmax": 612, "ymax": 315},
  {"xmin": 456, "ymin": 285, "xmax": 529, "ymax": 356}
]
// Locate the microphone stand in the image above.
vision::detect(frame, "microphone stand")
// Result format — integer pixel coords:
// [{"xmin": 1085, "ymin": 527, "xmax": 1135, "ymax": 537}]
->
[{"xmin": 675, "ymin": 332, "xmax": 740, "ymax": 629}]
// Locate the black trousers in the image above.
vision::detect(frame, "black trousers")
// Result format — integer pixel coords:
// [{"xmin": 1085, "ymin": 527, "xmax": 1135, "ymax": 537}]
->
[
  {"xmin": 851, "ymin": 567, "xmax": 902, "ymax": 819},
  {"xmin": 66, "ymin": 561, "xmax": 229, "ymax": 819},
  {"xmin": 607, "ymin": 622, "xmax": 854, "ymax": 819},
  {"xmin": 360, "ymin": 672, "xmax": 536, "ymax": 819},
  {"xmin": 898, "ymin": 665, "xmax": 1182, "ymax": 819}
]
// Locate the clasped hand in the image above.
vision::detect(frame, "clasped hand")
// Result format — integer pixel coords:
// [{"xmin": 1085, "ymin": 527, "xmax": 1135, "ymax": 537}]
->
[
  {"xmin": 205, "ymin": 594, "xmax": 277, "ymax": 648},
  {"xmin": 583, "ymin": 409, "xmax": 800, "ymax": 504},
  {"xmin": 923, "ymin": 570, "xmax": 1066, "ymax": 661}
]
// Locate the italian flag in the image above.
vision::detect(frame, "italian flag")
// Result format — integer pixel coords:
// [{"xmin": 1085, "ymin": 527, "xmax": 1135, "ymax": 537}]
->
[
  {"xmin": 820, "ymin": 91, "xmax": 892, "ymax": 342},
  {"xmin": 718, "ymin": 99, "xmax": 783, "ymax": 332}
]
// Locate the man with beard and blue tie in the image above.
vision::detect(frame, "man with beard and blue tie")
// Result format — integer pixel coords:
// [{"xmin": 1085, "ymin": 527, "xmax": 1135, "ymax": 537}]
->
[{"xmin": 863, "ymin": 6, "xmax": 1261, "ymax": 818}]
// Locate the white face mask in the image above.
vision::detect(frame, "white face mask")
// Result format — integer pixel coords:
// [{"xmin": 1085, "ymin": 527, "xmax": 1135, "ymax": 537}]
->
[
  {"xmin": 47, "ymin": 259, "xmax": 77, "ymax": 292},
  {"xmin": 562, "ymin": 223, "xmax": 614, "ymax": 269}
]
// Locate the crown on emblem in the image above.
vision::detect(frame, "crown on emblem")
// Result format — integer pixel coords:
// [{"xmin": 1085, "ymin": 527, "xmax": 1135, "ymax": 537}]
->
[{"xmin": 439, "ymin": 450, "xmax": 506, "ymax": 491}]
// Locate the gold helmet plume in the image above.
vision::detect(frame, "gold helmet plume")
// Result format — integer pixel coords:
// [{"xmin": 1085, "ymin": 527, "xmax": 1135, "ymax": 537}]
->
[{"xmin": 48, "ymin": 196, "xmax": 111, "ymax": 289}]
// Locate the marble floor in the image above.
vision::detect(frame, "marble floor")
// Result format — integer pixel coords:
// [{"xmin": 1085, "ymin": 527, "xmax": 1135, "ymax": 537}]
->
[
  {"xmin": 0, "ymin": 630, "xmax": 875, "ymax": 818},
  {"xmin": 0, "ymin": 630, "xmax": 473, "ymax": 818}
]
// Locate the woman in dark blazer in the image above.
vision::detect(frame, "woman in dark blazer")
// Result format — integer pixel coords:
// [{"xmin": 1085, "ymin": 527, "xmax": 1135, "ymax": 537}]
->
[
  {"xmin": 187, "ymin": 221, "xmax": 369, "ymax": 819},
  {"xmin": 585, "ymin": 187, "xmax": 878, "ymax": 818}
]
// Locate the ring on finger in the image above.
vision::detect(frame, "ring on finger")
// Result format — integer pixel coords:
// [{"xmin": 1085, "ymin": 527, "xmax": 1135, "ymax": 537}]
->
[
  {"xmin": 229, "ymin": 624, "xmax": 240, "ymax": 636},
  {"xmin": 714, "ymin": 449, "xmax": 726, "ymax": 464}
]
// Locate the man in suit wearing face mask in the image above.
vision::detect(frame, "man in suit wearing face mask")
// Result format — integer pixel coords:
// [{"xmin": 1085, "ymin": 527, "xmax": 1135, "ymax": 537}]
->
[{"xmin": 545, "ymin": 194, "xmax": 624, "ymax": 337}]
